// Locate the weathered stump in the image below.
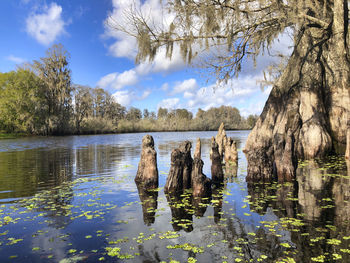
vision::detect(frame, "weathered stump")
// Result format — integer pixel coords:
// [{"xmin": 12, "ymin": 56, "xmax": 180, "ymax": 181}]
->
[
  {"xmin": 210, "ymin": 137, "xmax": 224, "ymax": 184},
  {"xmin": 164, "ymin": 141, "xmax": 193, "ymax": 194},
  {"xmin": 164, "ymin": 149, "xmax": 184, "ymax": 194},
  {"xmin": 179, "ymin": 141, "xmax": 193, "ymax": 190},
  {"xmin": 215, "ymin": 122, "xmax": 227, "ymax": 158},
  {"xmin": 136, "ymin": 183, "xmax": 158, "ymax": 225},
  {"xmin": 194, "ymin": 138, "xmax": 201, "ymax": 159},
  {"xmin": 191, "ymin": 138, "xmax": 211, "ymax": 198},
  {"xmin": 224, "ymin": 137, "xmax": 238, "ymax": 177},
  {"xmin": 135, "ymin": 135, "xmax": 158, "ymax": 189}
]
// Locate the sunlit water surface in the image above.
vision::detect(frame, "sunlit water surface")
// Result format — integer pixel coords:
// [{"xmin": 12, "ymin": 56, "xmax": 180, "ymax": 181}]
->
[{"xmin": 0, "ymin": 131, "xmax": 349, "ymax": 262}]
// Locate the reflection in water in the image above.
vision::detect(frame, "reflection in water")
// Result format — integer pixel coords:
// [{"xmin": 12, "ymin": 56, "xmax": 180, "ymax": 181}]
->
[
  {"xmin": 0, "ymin": 142, "xmax": 139, "ymax": 202},
  {"xmin": 224, "ymin": 164, "xmax": 238, "ymax": 183},
  {"xmin": 212, "ymin": 186, "xmax": 224, "ymax": 224},
  {"xmin": 166, "ymin": 192, "xmax": 194, "ymax": 232},
  {"xmin": 192, "ymin": 195, "xmax": 211, "ymax": 218},
  {"xmin": 136, "ymin": 183, "xmax": 158, "ymax": 226},
  {"xmin": 0, "ymin": 148, "xmax": 74, "ymax": 201},
  {"xmin": 246, "ymin": 157, "xmax": 350, "ymax": 262},
  {"xmin": 4, "ymin": 131, "xmax": 350, "ymax": 262}
]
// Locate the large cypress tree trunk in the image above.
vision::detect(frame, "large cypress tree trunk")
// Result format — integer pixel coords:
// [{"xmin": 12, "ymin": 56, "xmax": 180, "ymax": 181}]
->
[{"xmin": 244, "ymin": 0, "xmax": 350, "ymax": 182}]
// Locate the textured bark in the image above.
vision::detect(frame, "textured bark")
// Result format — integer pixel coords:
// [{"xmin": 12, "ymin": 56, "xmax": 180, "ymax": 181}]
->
[
  {"xmin": 179, "ymin": 141, "xmax": 193, "ymax": 190},
  {"xmin": 194, "ymin": 138, "xmax": 201, "ymax": 159},
  {"xmin": 215, "ymin": 122, "xmax": 226, "ymax": 158},
  {"xmin": 224, "ymin": 137, "xmax": 238, "ymax": 177},
  {"xmin": 191, "ymin": 139, "xmax": 211, "ymax": 198},
  {"xmin": 210, "ymin": 137, "xmax": 224, "ymax": 184},
  {"xmin": 164, "ymin": 148, "xmax": 184, "ymax": 194},
  {"xmin": 244, "ymin": 3, "xmax": 350, "ymax": 182},
  {"xmin": 135, "ymin": 135, "xmax": 159, "ymax": 188},
  {"xmin": 164, "ymin": 141, "xmax": 193, "ymax": 194},
  {"xmin": 346, "ymin": 127, "xmax": 350, "ymax": 159}
]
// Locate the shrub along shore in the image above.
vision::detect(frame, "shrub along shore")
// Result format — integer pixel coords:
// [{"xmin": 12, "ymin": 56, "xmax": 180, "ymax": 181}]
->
[{"xmin": 0, "ymin": 44, "xmax": 257, "ymax": 137}]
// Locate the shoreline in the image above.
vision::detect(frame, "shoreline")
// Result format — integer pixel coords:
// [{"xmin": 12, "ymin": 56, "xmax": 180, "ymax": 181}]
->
[{"xmin": 0, "ymin": 129, "xmax": 252, "ymax": 140}]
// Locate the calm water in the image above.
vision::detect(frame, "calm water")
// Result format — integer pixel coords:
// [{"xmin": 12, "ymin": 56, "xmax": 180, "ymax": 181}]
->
[{"xmin": 0, "ymin": 131, "xmax": 349, "ymax": 262}]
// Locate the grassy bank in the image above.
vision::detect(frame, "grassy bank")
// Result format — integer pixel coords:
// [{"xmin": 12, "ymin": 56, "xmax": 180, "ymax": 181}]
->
[{"xmin": 0, "ymin": 132, "xmax": 27, "ymax": 139}]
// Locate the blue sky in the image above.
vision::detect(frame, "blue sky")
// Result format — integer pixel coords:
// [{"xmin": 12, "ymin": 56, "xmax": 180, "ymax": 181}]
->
[{"xmin": 0, "ymin": 0, "xmax": 291, "ymax": 116}]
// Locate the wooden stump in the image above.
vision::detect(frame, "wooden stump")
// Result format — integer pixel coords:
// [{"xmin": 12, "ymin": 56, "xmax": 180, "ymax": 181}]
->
[
  {"xmin": 215, "ymin": 122, "xmax": 226, "ymax": 158},
  {"xmin": 224, "ymin": 137, "xmax": 238, "ymax": 177},
  {"xmin": 135, "ymin": 135, "xmax": 158, "ymax": 189},
  {"xmin": 164, "ymin": 148, "xmax": 184, "ymax": 194},
  {"xmin": 179, "ymin": 141, "xmax": 193, "ymax": 190},
  {"xmin": 191, "ymin": 138, "xmax": 211, "ymax": 198},
  {"xmin": 164, "ymin": 141, "xmax": 193, "ymax": 194},
  {"xmin": 210, "ymin": 137, "xmax": 224, "ymax": 184}
]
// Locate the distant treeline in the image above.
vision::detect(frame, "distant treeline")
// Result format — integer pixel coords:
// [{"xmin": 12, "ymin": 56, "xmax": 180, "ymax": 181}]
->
[{"xmin": 0, "ymin": 44, "xmax": 258, "ymax": 135}]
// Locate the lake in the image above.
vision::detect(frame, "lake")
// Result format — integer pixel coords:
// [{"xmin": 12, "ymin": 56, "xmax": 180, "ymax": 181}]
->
[{"xmin": 0, "ymin": 131, "xmax": 349, "ymax": 262}]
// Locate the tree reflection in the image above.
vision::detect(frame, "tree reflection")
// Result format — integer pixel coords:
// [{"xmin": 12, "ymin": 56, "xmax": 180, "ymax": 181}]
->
[
  {"xmin": 136, "ymin": 183, "xmax": 158, "ymax": 226},
  {"xmin": 245, "ymin": 157, "xmax": 350, "ymax": 262},
  {"xmin": 165, "ymin": 192, "xmax": 193, "ymax": 232}
]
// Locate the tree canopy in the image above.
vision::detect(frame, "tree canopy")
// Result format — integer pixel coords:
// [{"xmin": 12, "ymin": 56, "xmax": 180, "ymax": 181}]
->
[{"xmin": 109, "ymin": 0, "xmax": 343, "ymax": 81}]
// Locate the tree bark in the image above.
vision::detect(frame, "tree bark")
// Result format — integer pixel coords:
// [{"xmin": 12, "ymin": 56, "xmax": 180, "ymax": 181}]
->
[
  {"xmin": 191, "ymin": 138, "xmax": 211, "ymax": 198},
  {"xmin": 135, "ymin": 135, "xmax": 159, "ymax": 188},
  {"xmin": 210, "ymin": 137, "xmax": 224, "ymax": 184},
  {"xmin": 244, "ymin": 1, "xmax": 350, "ymax": 182},
  {"xmin": 164, "ymin": 141, "xmax": 193, "ymax": 194}
]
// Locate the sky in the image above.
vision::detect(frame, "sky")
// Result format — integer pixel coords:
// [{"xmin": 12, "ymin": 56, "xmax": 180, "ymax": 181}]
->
[{"xmin": 0, "ymin": 0, "xmax": 292, "ymax": 117}]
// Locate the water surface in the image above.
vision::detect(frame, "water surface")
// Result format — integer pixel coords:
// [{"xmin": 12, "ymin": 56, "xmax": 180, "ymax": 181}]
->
[{"xmin": 0, "ymin": 131, "xmax": 349, "ymax": 262}]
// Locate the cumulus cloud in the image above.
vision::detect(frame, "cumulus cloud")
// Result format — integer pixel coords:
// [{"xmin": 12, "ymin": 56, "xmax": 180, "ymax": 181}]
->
[
  {"xmin": 6, "ymin": 55, "xmax": 26, "ymax": 64},
  {"xmin": 26, "ymin": 2, "xmax": 67, "ymax": 46},
  {"xmin": 112, "ymin": 90, "xmax": 133, "ymax": 106},
  {"xmin": 112, "ymin": 89, "xmax": 151, "ymax": 107},
  {"xmin": 157, "ymin": 98, "xmax": 180, "ymax": 110},
  {"xmin": 104, "ymin": 0, "xmax": 186, "ymax": 74},
  {"xmin": 97, "ymin": 69, "xmax": 138, "ymax": 90},
  {"xmin": 171, "ymin": 78, "xmax": 198, "ymax": 95}
]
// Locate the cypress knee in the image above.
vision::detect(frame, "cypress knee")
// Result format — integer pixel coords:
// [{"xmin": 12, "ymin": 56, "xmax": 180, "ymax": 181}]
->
[
  {"xmin": 191, "ymin": 138, "xmax": 211, "ymax": 198},
  {"xmin": 210, "ymin": 137, "xmax": 224, "ymax": 184},
  {"xmin": 135, "ymin": 135, "xmax": 158, "ymax": 189}
]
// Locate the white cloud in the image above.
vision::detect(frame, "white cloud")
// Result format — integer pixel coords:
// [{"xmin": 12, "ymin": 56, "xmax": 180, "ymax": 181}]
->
[
  {"xmin": 97, "ymin": 73, "xmax": 117, "ymax": 89},
  {"xmin": 97, "ymin": 69, "xmax": 138, "ymax": 90},
  {"xmin": 104, "ymin": 0, "xmax": 186, "ymax": 74},
  {"xmin": 184, "ymin": 91, "xmax": 194, "ymax": 99},
  {"xmin": 115, "ymin": 70, "xmax": 138, "ymax": 89},
  {"xmin": 26, "ymin": 2, "xmax": 66, "ymax": 45},
  {"xmin": 139, "ymin": 90, "xmax": 151, "ymax": 100},
  {"xmin": 112, "ymin": 89, "xmax": 151, "ymax": 107},
  {"xmin": 185, "ymin": 76, "xmax": 259, "ymax": 111},
  {"xmin": 157, "ymin": 98, "xmax": 180, "ymax": 110},
  {"xmin": 112, "ymin": 90, "xmax": 133, "ymax": 106},
  {"xmin": 172, "ymin": 78, "xmax": 198, "ymax": 95},
  {"xmin": 6, "ymin": 55, "xmax": 26, "ymax": 64}
]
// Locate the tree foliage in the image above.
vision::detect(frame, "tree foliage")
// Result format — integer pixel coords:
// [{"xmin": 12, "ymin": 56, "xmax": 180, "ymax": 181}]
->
[
  {"xmin": 32, "ymin": 44, "xmax": 73, "ymax": 134},
  {"xmin": 0, "ymin": 69, "xmax": 45, "ymax": 133},
  {"xmin": 0, "ymin": 44, "xmax": 256, "ymax": 135},
  {"xmin": 109, "ymin": 0, "xmax": 344, "ymax": 82}
]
